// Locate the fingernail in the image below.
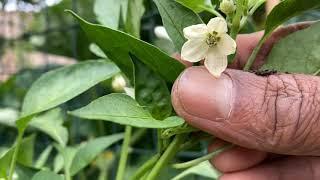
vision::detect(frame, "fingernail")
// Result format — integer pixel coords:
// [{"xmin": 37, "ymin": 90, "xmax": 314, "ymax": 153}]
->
[{"xmin": 176, "ymin": 67, "xmax": 233, "ymax": 121}]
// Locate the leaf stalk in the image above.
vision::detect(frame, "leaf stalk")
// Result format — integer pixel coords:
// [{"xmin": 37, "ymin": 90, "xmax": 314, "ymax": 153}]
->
[{"xmin": 115, "ymin": 126, "xmax": 132, "ymax": 180}]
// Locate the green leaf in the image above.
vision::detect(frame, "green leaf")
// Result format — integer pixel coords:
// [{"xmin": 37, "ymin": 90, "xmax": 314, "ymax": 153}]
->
[
  {"xmin": 0, "ymin": 149, "xmax": 13, "ymax": 178},
  {"xmin": 20, "ymin": 60, "xmax": 119, "ymax": 119},
  {"xmin": 172, "ymin": 161, "xmax": 219, "ymax": 180},
  {"xmin": 261, "ymin": 21, "xmax": 320, "ymax": 74},
  {"xmin": 34, "ymin": 145, "xmax": 53, "ymax": 169},
  {"xmin": 264, "ymin": 0, "xmax": 320, "ymax": 38},
  {"xmin": 107, "ymin": 50, "xmax": 135, "ymax": 84},
  {"xmin": 154, "ymin": 0, "xmax": 203, "ymax": 51},
  {"xmin": 132, "ymin": 56, "xmax": 172, "ymax": 120},
  {"xmin": 53, "ymin": 154, "xmax": 64, "ymax": 173},
  {"xmin": 94, "ymin": 0, "xmax": 121, "ymax": 29},
  {"xmin": 175, "ymin": 0, "xmax": 213, "ymax": 13},
  {"xmin": 67, "ymin": 10, "xmax": 185, "ymax": 84},
  {"xmin": 244, "ymin": 0, "xmax": 320, "ymax": 71},
  {"xmin": 70, "ymin": 133, "xmax": 123, "ymax": 175},
  {"xmin": 0, "ymin": 108, "xmax": 68, "ymax": 146},
  {"xmin": 16, "ymin": 164, "xmax": 38, "ymax": 180},
  {"xmin": 31, "ymin": 171, "xmax": 64, "ymax": 180},
  {"xmin": 0, "ymin": 108, "xmax": 18, "ymax": 127},
  {"xmin": 17, "ymin": 134, "xmax": 36, "ymax": 167},
  {"xmin": 54, "ymin": 145, "xmax": 79, "ymax": 175},
  {"xmin": 0, "ymin": 135, "xmax": 36, "ymax": 177},
  {"xmin": 125, "ymin": 0, "xmax": 145, "ymax": 38},
  {"xmin": 30, "ymin": 108, "xmax": 68, "ymax": 147},
  {"xmin": 69, "ymin": 93, "xmax": 184, "ymax": 128},
  {"xmin": 89, "ymin": 44, "xmax": 107, "ymax": 58}
]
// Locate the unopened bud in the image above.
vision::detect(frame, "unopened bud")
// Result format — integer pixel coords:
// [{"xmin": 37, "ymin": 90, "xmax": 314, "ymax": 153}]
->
[
  {"xmin": 220, "ymin": 0, "xmax": 236, "ymax": 15},
  {"xmin": 112, "ymin": 75, "xmax": 126, "ymax": 92}
]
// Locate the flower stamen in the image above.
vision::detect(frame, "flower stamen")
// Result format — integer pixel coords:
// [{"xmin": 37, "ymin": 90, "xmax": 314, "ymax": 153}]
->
[
  {"xmin": 206, "ymin": 31, "xmax": 220, "ymax": 47},
  {"xmin": 181, "ymin": 17, "xmax": 236, "ymax": 77}
]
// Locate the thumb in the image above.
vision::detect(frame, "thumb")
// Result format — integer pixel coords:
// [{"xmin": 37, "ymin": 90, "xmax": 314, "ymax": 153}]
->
[{"xmin": 172, "ymin": 67, "xmax": 320, "ymax": 156}]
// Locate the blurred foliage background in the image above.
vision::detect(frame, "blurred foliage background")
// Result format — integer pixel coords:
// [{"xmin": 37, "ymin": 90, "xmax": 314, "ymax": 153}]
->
[{"xmin": 0, "ymin": 0, "xmax": 320, "ymax": 179}]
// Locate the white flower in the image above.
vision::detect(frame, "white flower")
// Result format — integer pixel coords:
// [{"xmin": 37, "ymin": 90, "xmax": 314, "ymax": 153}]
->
[{"xmin": 181, "ymin": 17, "xmax": 236, "ymax": 77}]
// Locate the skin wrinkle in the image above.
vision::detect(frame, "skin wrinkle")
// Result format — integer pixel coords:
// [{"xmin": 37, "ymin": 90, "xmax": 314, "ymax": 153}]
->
[
  {"xmin": 271, "ymin": 77, "xmax": 280, "ymax": 142},
  {"xmin": 277, "ymin": 75, "xmax": 301, "ymax": 143},
  {"xmin": 307, "ymin": 131, "xmax": 320, "ymax": 155},
  {"xmin": 305, "ymin": 158, "xmax": 316, "ymax": 180},
  {"xmin": 232, "ymin": 72, "xmax": 280, "ymax": 149},
  {"xmin": 296, "ymin": 105, "xmax": 313, "ymax": 142},
  {"xmin": 261, "ymin": 75, "xmax": 302, "ymax": 153},
  {"xmin": 275, "ymin": 74, "xmax": 320, "ymax": 154},
  {"xmin": 249, "ymin": 76, "xmax": 271, "ymax": 147},
  {"xmin": 292, "ymin": 75, "xmax": 303, "ymax": 139},
  {"xmin": 228, "ymin": 75, "xmax": 268, "ymax": 143},
  {"xmin": 291, "ymin": 75, "xmax": 314, "ymax": 151},
  {"xmin": 293, "ymin": 77, "xmax": 320, "ymax": 153},
  {"xmin": 231, "ymin": 71, "xmax": 274, "ymax": 149}
]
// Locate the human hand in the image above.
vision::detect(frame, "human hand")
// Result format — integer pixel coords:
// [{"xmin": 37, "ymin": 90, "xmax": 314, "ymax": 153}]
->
[{"xmin": 172, "ymin": 22, "xmax": 320, "ymax": 180}]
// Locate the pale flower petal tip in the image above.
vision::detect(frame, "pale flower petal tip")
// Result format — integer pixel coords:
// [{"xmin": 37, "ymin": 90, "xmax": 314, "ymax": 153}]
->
[
  {"xmin": 205, "ymin": 52, "xmax": 228, "ymax": 78},
  {"xmin": 183, "ymin": 24, "xmax": 208, "ymax": 39},
  {"xmin": 154, "ymin": 26, "xmax": 171, "ymax": 40},
  {"xmin": 181, "ymin": 17, "xmax": 235, "ymax": 77}
]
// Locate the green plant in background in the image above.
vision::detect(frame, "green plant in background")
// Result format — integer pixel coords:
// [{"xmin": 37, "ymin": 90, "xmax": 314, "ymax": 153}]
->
[{"xmin": 1, "ymin": 0, "xmax": 320, "ymax": 179}]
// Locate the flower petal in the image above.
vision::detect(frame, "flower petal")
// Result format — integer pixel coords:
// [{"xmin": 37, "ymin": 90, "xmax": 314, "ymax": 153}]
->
[
  {"xmin": 217, "ymin": 34, "xmax": 237, "ymax": 55},
  {"xmin": 204, "ymin": 50, "xmax": 228, "ymax": 77},
  {"xmin": 183, "ymin": 24, "xmax": 208, "ymax": 40},
  {"xmin": 207, "ymin": 17, "xmax": 228, "ymax": 34},
  {"xmin": 181, "ymin": 39, "xmax": 209, "ymax": 62}
]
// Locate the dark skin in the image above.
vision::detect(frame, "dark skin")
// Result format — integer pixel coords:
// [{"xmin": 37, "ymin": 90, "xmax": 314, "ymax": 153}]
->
[{"xmin": 172, "ymin": 22, "xmax": 320, "ymax": 180}]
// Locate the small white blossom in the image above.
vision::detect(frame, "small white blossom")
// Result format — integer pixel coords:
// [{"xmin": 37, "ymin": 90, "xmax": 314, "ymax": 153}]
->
[{"xmin": 181, "ymin": 17, "xmax": 236, "ymax": 77}]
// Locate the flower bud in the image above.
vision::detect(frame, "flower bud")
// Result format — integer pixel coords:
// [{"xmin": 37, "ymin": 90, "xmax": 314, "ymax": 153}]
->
[
  {"xmin": 220, "ymin": 0, "xmax": 236, "ymax": 15},
  {"xmin": 112, "ymin": 75, "xmax": 126, "ymax": 92}
]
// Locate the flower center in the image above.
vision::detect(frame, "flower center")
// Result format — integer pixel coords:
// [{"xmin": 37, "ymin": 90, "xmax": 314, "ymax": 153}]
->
[{"xmin": 206, "ymin": 31, "xmax": 220, "ymax": 47}]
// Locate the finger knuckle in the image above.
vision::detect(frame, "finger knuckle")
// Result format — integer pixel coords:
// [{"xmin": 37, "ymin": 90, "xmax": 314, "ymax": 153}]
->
[{"xmin": 260, "ymin": 74, "xmax": 320, "ymax": 154}]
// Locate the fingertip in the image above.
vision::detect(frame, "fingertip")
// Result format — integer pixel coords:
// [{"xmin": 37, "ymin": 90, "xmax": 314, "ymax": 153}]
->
[
  {"xmin": 212, "ymin": 146, "xmax": 267, "ymax": 173},
  {"xmin": 171, "ymin": 66, "xmax": 233, "ymax": 126}
]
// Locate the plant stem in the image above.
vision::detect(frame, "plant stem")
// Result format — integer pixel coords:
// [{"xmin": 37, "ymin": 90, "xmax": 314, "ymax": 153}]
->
[
  {"xmin": 98, "ymin": 169, "xmax": 108, "ymax": 180},
  {"xmin": 172, "ymin": 144, "xmax": 233, "ymax": 169},
  {"xmin": 157, "ymin": 129, "xmax": 163, "ymax": 153},
  {"xmin": 243, "ymin": 40, "xmax": 264, "ymax": 71},
  {"xmin": 146, "ymin": 134, "xmax": 187, "ymax": 180},
  {"xmin": 8, "ymin": 129, "xmax": 24, "ymax": 180},
  {"xmin": 313, "ymin": 69, "xmax": 320, "ymax": 76},
  {"xmin": 161, "ymin": 125, "xmax": 198, "ymax": 139},
  {"xmin": 130, "ymin": 128, "xmax": 147, "ymax": 146},
  {"xmin": 132, "ymin": 154, "xmax": 160, "ymax": 180},
  {"xmin": 240, "ymin": 0, "xmax": 266, "ymax": 29},
  {"xmin": 65, "ymin": 168, "xmax": 72, "ymax": 180},
  {"xmin": 200, "ymin": 5, "xmax": 223, "ymax": 18},
  {"xmin": 116, "ymin": 126, "xmax": 132, "ymax": 180},
  {"xmin": 230, "ymin": 0, "xmax": 244, "ymax": 39}
]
